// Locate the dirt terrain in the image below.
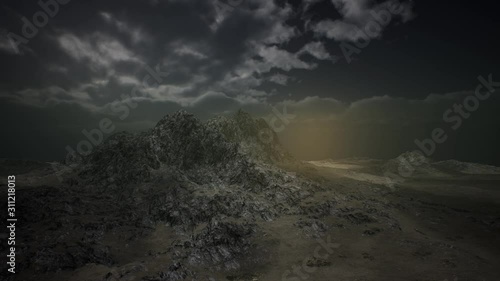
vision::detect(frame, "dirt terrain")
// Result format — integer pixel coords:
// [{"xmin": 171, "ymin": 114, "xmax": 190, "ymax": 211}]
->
[
  {"xmin": 1, "ymin": 158, "xmax": 499, "ymax": 281},
  {"xmin": 1, "ymin": 112, "xmax": 499, "ymax": 281}
]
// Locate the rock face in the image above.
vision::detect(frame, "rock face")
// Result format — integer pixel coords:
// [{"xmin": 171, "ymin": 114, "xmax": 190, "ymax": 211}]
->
[
  {"xmin": 4, "ymin": 111, "xmax": 500, "ymax": 281},
  {"xmin": 41, "ymin": 110, "xmax": 321, "ymax": 279},
  {"xmin": 77, "ymin": 110, "xmax": 292, "ymax": 186},
  {"xmin": 206, "ymin": 110, "xmax": 293, "ymax": 163}
]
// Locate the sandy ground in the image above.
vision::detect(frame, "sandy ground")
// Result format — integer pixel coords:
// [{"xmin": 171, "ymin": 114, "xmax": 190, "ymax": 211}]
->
[
  {"xmin": 287, "ymin": 159, "xmax": 500, "ymax": 281},
  {"xmin": 2, "ymin": 158, "xmax": 500, "ymax": 281}
]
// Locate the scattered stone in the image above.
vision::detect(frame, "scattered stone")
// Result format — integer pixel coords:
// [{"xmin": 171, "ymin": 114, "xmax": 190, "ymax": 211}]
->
[{"xmin": 305, "ymin": 256, "xmax": 332, "ymax": 267}]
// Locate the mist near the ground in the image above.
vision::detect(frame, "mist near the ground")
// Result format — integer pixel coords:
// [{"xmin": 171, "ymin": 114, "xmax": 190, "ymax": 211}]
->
[
  {"xmin": 277, "ymin": 92, "xmax": 500, "ymax": 166},
  {"xmin": 2, "ymin": 89, "xmax": 499, "ymax": 167}
]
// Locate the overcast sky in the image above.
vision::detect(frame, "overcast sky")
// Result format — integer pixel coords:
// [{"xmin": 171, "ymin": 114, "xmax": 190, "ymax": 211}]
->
[{"xmin": 1, "ymin": 0, "xmax": 499, "ymax": 164}]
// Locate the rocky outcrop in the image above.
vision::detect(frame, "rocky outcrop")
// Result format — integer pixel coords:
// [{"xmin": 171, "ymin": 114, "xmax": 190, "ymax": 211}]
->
[
  {"xmin": 206, "ymin": 110, "xmax": 293, "ymax": 163},
  {"xmin": 51, "ymin": 110, "xmax": 319, "ymax": 277},
  {"xmin": 76, "ymin": 110, "xmax": 293, "ymax": 186}
]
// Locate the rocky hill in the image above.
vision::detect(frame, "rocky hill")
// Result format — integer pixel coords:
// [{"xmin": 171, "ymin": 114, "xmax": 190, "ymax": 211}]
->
[
  {"xmin": 7, "ymin": 110, "xmax": 330, "ymax": 280},
  {"xmin": 75, "ymin": 110, "xmax": 293, "ymax": 187},
  {"xmin": 4, "ymin": 112, "xmax": 500, "ymax": 281}
]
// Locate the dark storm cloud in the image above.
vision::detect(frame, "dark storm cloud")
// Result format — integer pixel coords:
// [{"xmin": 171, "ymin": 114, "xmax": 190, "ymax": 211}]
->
[
  {"xmin": 1, "ymin": 0, "xmax": 414, "ymax": 111},
  {"xmin": 1, "ymin": 0, "xmax": 217, "ymax": 94},
  {"xmin": 13, "ymin": 0, "xmax": 500, "ymax": 164},
  {"xmin": 311, "ymin": 0, "xmax": 414, "ymax": 42}
]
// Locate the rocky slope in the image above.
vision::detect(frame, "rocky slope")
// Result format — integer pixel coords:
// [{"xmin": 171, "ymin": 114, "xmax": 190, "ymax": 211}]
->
[
  {"xmin": 2, "ymin": 111, "xmax": 500, "ymax": 281},
  {"xmin": 2, "ymin": 110, "xmax": 331, "ymax": 281},
  {"xmin": 74, "ymin": 110, "xmax": 292, "ymax": 187}
]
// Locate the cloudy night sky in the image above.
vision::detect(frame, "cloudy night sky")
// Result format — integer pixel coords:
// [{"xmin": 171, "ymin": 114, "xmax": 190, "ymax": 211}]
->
[{"xmin": 1, "ymin": 0, "xmax": 499, "ymax": 164}]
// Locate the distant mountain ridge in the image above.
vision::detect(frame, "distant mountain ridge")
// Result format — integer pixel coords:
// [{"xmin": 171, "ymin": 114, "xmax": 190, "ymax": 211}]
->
[{"xmin": 383, "ymin": 151, "xmax": 500, "ymax": 177}]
